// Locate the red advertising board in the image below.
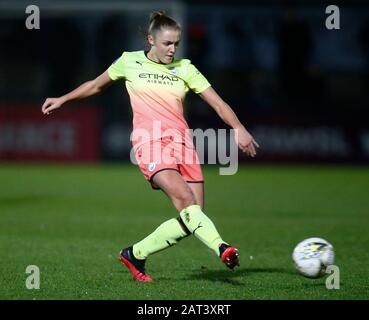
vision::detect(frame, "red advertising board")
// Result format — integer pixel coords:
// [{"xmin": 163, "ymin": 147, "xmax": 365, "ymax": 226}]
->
[{"xmin": 0, "ymin": 105, "xmax": 101, "ymax": 162}]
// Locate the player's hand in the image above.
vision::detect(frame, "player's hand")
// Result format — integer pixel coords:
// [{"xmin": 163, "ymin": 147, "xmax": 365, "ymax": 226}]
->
[
  {"xmin": 234, "ymin": 126, "xmax": 260, "ymax": 157},
  {"xmin": 42, "ymin": 97, "xmax": 65, "ymax": 115}
]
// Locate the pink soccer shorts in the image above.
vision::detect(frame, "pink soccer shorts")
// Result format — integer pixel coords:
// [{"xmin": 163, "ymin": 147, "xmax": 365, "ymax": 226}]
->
[{"xmin": 134, "ymin": 137, "xmax": 204, "ymax": 189}]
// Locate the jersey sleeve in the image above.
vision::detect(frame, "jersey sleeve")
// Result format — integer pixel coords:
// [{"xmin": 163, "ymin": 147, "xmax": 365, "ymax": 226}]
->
[
  {"xmin": 107, "ymin": 52, "xmax": 127, "ymax": 81},
  {"xmin": 185, "ymin": 63, "xmax": 211, "ymax": 94}
]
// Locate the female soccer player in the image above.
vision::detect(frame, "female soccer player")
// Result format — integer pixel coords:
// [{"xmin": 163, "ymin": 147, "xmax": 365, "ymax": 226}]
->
[{"xmin": 42, "ymin": 11, "xmax": 259, "ymax": 282}]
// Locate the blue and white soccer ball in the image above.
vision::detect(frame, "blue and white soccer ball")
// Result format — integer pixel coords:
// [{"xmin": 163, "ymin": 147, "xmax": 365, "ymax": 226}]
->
[{"xmin": 292, "ymin": 237, "xmax": 335, "ymax": 278}]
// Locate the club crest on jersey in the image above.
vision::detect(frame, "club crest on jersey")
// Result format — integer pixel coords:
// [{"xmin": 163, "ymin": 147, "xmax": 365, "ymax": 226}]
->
[{"xmin": 148, "ymin": 162, "xmax": 156, "ymax": 172}]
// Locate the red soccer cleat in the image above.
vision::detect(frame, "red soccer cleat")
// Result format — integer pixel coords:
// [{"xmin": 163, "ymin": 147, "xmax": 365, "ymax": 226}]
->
[
  {"xmin": 220, "ymin": 244, "xmax": 240, "ymax": 270},
  {"xmin": 119, "ymin": 247, "xmax": 153, "ymax": 283}
]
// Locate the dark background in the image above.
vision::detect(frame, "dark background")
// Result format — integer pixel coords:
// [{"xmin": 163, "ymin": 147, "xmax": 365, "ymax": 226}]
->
[{"xmin": 1, "ymin": 0, "xmax": 368, "ymax": 163}]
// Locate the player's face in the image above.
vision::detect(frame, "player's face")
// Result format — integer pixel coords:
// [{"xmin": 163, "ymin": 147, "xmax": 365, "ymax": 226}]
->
[{"xmin": 149, "ymin": 28, "xmax": 181, "ymax": 64}]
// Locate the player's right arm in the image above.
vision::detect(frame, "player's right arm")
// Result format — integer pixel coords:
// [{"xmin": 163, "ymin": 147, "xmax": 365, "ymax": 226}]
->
[{"xmin": 42, "ymin": 70, "xmax": 113, "ymax": 115}]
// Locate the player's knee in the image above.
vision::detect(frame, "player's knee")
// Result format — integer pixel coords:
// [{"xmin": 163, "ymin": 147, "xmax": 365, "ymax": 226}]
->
[{"xmin": 172, "ymin": 189, "xmax": 196, "ymax": 211}]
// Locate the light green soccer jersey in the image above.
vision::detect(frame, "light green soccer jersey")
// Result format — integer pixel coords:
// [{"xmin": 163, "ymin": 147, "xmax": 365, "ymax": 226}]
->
[{"xmin": 107, "ymin": 50, "xmax": 211, "ymax": 146}]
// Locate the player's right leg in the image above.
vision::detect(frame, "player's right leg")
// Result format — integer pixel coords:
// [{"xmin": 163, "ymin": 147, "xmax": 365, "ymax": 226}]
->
[
  {"xmin": 119, "ymin": 140, "xmax": 237, "ymax": 283},
  {"xmin": 119, "ymin": 140, "xmax": 193, "ymax": 282}
]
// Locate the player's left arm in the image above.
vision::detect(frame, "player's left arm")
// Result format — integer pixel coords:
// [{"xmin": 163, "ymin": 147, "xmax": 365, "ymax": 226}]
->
[{"xmin": 199, "ymin": 86, "xmax": 259, "ymax": 157}]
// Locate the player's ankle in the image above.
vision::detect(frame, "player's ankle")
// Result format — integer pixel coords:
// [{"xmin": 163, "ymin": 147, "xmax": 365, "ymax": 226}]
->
[{"xmin": 218, "ymin": 243, "xmax": 230, "ymax": 258}]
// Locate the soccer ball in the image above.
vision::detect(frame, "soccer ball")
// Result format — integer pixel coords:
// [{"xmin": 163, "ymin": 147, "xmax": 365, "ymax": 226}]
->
[{"xmin": 292, "ymin": 237, "xmax": 335, "ymax": 278}]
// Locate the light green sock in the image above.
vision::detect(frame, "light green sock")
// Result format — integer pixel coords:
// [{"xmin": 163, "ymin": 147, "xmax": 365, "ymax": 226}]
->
[
  {"xmin": 133, "ymin": 218, "xmax": 189, "ymax": 260},
  {"xmin": 180, "ymin": 204, "xmax": 226, "ymax": 256}
]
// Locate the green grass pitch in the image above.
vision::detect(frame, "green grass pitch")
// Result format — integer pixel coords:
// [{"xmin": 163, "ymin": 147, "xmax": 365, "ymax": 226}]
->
[{"xmin": 0, "ymin": 163, "xmax": 368, "ymax": 300}]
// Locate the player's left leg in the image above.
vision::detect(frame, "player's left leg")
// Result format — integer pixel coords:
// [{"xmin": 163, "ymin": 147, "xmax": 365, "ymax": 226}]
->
[
  {"xmin": 187, "ymin": 182, "xmax": 204, "ymax": 209},
  {"xmin": 180, "ymin": 162, "xmax": 239, "ymax": 269},
  {"xmin": 153, "ymin": 169, "xmax": 239, "ymax": 270}
]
